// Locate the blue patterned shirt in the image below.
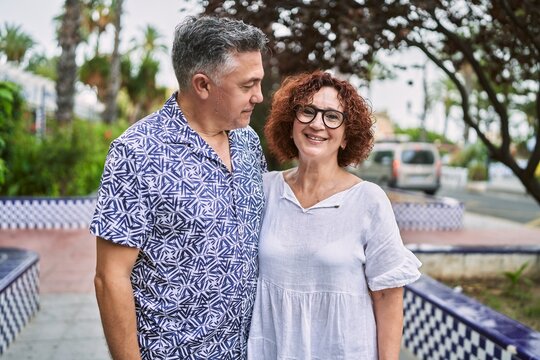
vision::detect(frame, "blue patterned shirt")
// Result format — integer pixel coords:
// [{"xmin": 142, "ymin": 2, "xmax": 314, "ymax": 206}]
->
[{"xmin": 90, "ymin": 93, "xmax": 266, "ymax": 359}]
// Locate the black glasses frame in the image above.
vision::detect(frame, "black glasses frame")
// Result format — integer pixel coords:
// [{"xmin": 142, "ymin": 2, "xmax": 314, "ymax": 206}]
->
[{"xmin": 294, "ymin": 105, "xmax": 346, "ymax": 129}]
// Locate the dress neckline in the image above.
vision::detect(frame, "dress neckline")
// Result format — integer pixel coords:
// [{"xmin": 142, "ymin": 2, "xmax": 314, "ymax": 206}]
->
[{"xmin": 279, "ymin": 171, "xmax": 365, "ymax": 211}]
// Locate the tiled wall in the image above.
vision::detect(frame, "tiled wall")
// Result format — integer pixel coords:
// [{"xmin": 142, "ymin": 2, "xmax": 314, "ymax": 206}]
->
[
  {"xmin": 403, "ymin": 275, "xmax": 540, "ymax": 360},
  {"xmin": 0, "ymin": 195, "xmax": 464, "ymax": 231},
  {"xmin": 393, "ymin": 200, "xmax": 464, "ymax": 231},
  {"xmin": 0, "ymin": 248, "xmax": 40, "ymax": 355},
  {"xmin": 0, "ymin": 197, "xmax": 96, "ymax": 230}
]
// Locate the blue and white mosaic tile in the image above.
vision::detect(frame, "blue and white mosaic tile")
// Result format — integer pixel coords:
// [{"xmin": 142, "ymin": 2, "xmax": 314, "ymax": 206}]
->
[
  {"xmin": 403, "ymin": 275, "xmax": 540, "ymax": 360},
  {"xmin": 0, "ymin": 197, "xmax": 96, "ymax": 230},
  {"xmin": 0, "ymin": 248, "xmax": 40, "ymax": 355}
]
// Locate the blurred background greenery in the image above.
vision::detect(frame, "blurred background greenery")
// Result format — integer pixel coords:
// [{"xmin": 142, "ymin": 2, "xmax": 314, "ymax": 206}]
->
[{"xmin": 0, "ymin": 0, "xmax": 538, "ymax": 202}]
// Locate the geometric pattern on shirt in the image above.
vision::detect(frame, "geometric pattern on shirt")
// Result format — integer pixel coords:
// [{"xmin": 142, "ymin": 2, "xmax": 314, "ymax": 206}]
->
[{"xmin": 90, "ymin": 93, "xmax": 266, "ymax": 359}]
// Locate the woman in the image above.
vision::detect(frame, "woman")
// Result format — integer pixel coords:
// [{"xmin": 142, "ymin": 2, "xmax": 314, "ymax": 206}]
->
[{"xmin": 248, "ymin": 71, "xmax": 421, "ymax": 360}]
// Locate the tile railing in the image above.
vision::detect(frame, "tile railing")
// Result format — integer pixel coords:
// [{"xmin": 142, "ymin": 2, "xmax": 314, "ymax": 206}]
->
[
  {"xmin": 0, "ymin": 193, "xmax": 464, "ymax": 231},
  {"xmin": 0, "ymin": 247, "xmax": 40, "ymax": 355},
  {"xmin": 403, "ymin": 275, "xmax": 540, "ymax": 360}
]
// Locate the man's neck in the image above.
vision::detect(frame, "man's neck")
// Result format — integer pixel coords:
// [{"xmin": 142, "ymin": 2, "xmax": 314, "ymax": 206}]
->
[
  {"xmin": 176, "ymin": 91, "xmax": 232, "ymax": 171},
  {"xmin": 177, "ymin": 91, "xmax": 225, "ymax": 137}
]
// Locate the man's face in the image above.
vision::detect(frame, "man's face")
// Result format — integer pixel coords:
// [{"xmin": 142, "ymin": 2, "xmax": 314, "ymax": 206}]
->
[{"xmin": 209, "ymin": 51, "xmax": 264, "ymax": 130}]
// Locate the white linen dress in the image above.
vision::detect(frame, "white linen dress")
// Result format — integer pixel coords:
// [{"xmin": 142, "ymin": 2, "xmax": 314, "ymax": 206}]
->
[{"xmin": 247, "ymin": 171, "xmax": 422, "ymax": 360}]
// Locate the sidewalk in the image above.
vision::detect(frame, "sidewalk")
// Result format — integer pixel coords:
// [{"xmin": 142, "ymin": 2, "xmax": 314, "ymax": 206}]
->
[
  {"xmin": 1, "ymin": 212, "xmax": 539, "ymax": 359},
  {"xmin": 0, "ymin": 229, "xmax": 107, "ymax": 360}
]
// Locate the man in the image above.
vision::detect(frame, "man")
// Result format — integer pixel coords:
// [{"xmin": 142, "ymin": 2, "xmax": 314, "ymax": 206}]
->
[{"xmin": 91, "ymin": 16, "xmax": 268, "ymax": 359}]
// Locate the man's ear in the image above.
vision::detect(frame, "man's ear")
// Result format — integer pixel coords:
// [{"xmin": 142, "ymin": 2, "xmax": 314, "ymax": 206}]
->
[{"xmin": 191, "ymin": 73, "xmax": 211, "ymax": 99}]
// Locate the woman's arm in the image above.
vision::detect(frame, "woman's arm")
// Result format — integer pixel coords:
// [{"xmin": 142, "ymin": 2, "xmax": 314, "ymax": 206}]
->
[
  {"xmin": 94, "ymin": 236, "xmax": 141, "ymax": 360},
  {"xmin": 371, "ymin": 286, "xmax": 404, "ymax": 360}
]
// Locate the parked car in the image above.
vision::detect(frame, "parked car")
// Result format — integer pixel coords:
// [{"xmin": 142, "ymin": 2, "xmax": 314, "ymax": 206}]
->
[{"xmin": 352, "ymin": 141, "xmax": 441, "ymax": 195}]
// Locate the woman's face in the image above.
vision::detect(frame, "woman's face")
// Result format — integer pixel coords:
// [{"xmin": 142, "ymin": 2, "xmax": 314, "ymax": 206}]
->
[{"xmin": 292, "ymin": 86, "xmax": 347, "ymax": 165}]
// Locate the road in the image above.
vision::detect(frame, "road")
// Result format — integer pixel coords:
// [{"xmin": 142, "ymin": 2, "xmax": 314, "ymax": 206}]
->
[{"xmin": 437, "ymin": 186, "xmax": 540, "ymax": 226}]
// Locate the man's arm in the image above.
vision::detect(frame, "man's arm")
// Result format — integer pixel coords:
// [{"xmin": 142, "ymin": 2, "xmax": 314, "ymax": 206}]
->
[
  {"xmin": 371, "ymin": 286, "xmax": 404, "ymax": 360},
  {"xmin": 94, "ymin": 236, "xmax": 141, "ymax": 360}
]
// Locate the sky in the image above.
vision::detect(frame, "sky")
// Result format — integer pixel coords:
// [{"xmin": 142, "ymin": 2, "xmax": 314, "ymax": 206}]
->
[{"xmin": 0, "ymin": 1, "xmax": 462, "ymax": 141}]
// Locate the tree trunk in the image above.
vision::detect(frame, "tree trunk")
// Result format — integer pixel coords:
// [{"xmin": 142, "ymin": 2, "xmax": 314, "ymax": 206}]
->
[
  {"xmin": 461, "ymin": 63, "xmax": 474, "ymax": 145},
  {"xmin": 103, "ymin": 0, "xmax": 124, "ymax": 123},
  {"xmin": 55, "ymin": 0, "xmax": 81, "ymax": 124},
  {"xmin": 496, "ymin": 152, "xmax": 540, "ymax": 206},
  {"xmin": 442, "ymin": 110, "xmax": 449, "ymax": 139}
]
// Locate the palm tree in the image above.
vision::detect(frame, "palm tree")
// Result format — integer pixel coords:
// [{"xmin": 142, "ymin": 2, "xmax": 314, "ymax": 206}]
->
[
  {"xmin": 119, "ymin": 26, "xmax": 168, "ymax": 122},
  {"xmin": 103, "ymin": 0, "xmax": 124, "ymax": 123},
  {"xmin": 55, "ymin": 0, "xmax": 82, "ymax": 124},
  {"xmin": 439, "ymin": 78, "xmax": 459, "ymax": 140},
  {"xmin": 25, "ymin": 53, "xmax": 58, "ymax": 80},
  {"xmin": 0, "ymin": 23, "xmax": 35, "ymax": 64},
  {"xmin": 122, "ymin": 55, "xmax": 167, "ymax": 123},
  {"xmin": 128, "ymin": 25, "xmax": 168, "ymax": 60},
  {"xmin": 79, "ymin": 55, "xmax": 109, "ymax": 101},
  {"xmin": 80, "ymin": 0, "xmax": 114, "ymax": 58}
]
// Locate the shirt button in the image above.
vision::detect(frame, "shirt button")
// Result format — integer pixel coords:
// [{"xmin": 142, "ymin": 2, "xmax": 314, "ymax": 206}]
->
[{"xmin": 238, "ymin": 227, "xmax": 244, "ymax": 236}]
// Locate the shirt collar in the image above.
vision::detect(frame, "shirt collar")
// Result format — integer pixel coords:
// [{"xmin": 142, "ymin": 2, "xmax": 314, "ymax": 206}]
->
[
  {"xmin": 280, "ymin": 172, "xmax": 344, "ymax": 211},
  {"xmin": 158, "ymin": 92, "xmax": 200, "ymax": 145},
  {"xmin": 159, "ymin": 92, "xmax": 243, "ymax": 148}
]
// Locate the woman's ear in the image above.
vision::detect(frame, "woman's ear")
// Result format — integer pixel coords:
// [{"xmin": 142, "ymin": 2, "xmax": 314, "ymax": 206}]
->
[
  {"xmin": 341, "ymin": 137, "xmax": 347, "ymax": 150},
  {"xmin": 191, "ymin": 73, "xmax": 211, "ymax": 100}
]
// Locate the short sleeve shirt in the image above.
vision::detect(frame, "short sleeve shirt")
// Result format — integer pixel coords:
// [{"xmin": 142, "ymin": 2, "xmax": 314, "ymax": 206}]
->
[{"xmin": 90, "ymin": 93, "xmax": 266, "ymax": 359}]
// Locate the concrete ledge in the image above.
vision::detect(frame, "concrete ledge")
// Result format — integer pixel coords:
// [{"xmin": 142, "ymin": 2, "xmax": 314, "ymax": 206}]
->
[
  {"xmin": 0, "ymin": 247, "xmax": 40, "ymax": 355},
  {"xmin": 466, "ymin": 181, "xmax": 488, "ymax": 193},
  {"xmin": 403, "ymin": 275, "xmax": 540, "ymax": 360},
  {"xmin": 408, "ymin": 245, "xmax": 540, "ymax": 279}
]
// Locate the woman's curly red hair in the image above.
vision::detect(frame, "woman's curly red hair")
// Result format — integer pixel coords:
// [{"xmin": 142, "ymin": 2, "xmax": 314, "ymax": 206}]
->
[{"xmin": 264, "ymin": 70, "xmax": 374, "ymax": 167}]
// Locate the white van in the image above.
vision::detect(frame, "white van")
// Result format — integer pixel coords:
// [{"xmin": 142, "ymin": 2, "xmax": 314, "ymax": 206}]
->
[{"xmin": 353, "ymin": 141, "xmax": 441, "ymax": 195}]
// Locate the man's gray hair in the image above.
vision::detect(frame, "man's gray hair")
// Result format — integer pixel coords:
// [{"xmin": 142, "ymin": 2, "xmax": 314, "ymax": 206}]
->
[{"xmin": 172, "ymin": 16, "xmax": 268, "ymax": 91}]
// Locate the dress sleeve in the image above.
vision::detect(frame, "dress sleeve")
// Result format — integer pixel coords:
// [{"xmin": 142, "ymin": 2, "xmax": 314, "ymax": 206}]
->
[
  {"xmin": 89, "ymin": 140, "xmax": 152, "ymax": 248},
  {"xmin": 363, "ymin": 187, "xmax": 421, "ymax": 291}
]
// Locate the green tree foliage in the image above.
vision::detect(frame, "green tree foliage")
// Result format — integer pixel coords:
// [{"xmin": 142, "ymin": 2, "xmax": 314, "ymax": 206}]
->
[
  {"xmin": 2, "ymin": 120, "xmax": 127, "ymax": 196},
  {"xmin": 121, "ymin": 55, "xmax": 168, "ymax": 123},
  {"xmin": 25, "ymin": 53, "xmax": 58, "ymax": 81},
  {"xmin": 394, "ymin": 126, "xmax": 453, "ymax": 145},
  {"xmin": 1, "ymin": 118, "xmax": 128, "ymax": 196},
  {"xmin": 79, "ymin": 54, "xmax": 110, "ymax": 101},
  {"xmin": 0, "ymin": 23, "xmax": 35, "ymax": 64},
  {"xmin": 201, "ymin": 0, "xmax": 540, "ymax": 204},
  {"xmin": 120, "ymin": 25, "xmax": 169, "ymax": 123},
  {"xmin": 0, "ymin": 81, "xmax": 128, "ymax": 196},
  {"xmin": 127, "ymin": 25, "xmax": 168, "ymax": 59},
  {"xmin": 449, "ymin": 142, "xmax": 489, "ymax": 181},
  {"xmin": 79, "ymin": 21, "xmax": 167, "ymax": 122},
  {"xmin": 0, "ymin": 82, "xmax": 24, "ymax": 186},
  {"xmin": 79, "ymin": 0, "xmax": 115, "ymax": 58}
]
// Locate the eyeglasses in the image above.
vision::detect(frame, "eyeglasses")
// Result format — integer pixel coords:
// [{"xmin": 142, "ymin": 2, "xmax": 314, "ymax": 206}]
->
[{"xmin": 295, "ymin": 105, "xmax": 346, "ymax": 129}]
